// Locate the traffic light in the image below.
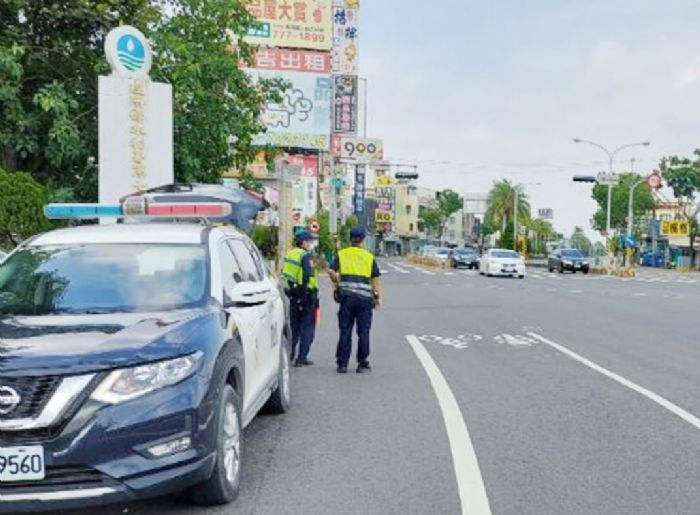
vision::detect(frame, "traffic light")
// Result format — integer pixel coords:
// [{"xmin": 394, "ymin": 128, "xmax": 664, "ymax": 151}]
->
[{"xmin": 573, "ymin": 175, "xmax": 597, "ymax": 183}]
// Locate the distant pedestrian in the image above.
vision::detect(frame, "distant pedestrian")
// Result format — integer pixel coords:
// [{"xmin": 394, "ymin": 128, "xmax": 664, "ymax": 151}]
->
[
  {"xmin": 329, "ymin": 226, "xmax": 382, "ymax": 374},
  {"xmin": 282, "ymin": 230, "xmax": 319, "ymax": 367}
]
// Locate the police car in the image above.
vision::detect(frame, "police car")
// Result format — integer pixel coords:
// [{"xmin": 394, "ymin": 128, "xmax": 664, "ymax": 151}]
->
[{"xmin": 0, "ymin": 199, "xmax": 291, "ymax": 511}]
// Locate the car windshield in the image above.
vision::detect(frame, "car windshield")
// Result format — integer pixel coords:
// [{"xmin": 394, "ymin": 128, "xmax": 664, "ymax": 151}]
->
[
  {"xmin": 561, "ymin": 250, "xmax": 584, "ymax": 258},
  {"xmin": 436, "ymin": 249, "xmax": 450, "ymax": 255},
  {"xmin": 492, "ymin": 251, "xmax": 519, "ymax": 259},
  {"xmin": 0, "ymin": 244, "xmax": 208, "ymax": 315},
  {"xmin": 455, "ymin": 249, "xmax": 475, "ymax": 255}
]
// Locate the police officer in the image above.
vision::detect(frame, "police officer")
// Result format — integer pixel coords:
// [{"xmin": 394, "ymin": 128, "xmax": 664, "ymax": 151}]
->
[
  {"xmin": 329, "ymin": 226, "xmax": 382, "ymax": 374},
  {"xmin": 282, "ymin": 230, "xmax": 319, "ymax": 367}
]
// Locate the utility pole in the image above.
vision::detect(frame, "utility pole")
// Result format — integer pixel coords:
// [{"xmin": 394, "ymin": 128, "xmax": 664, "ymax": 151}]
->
[{"xmin": 513, "ymin": 188, "xmax": 519, "ymax": 251}]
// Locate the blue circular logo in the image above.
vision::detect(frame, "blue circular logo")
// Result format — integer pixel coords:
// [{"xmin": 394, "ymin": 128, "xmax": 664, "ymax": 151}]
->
[{"xmin": 116, "ymin": 34, "xmax": 146, "ymax": 72}]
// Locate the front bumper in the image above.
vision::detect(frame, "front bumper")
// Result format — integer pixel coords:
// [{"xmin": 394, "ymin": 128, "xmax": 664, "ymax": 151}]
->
[
  {"xmin": 0, "ymin": 374, "xmax": 218, "ymax": 513},
  {"xmin": 562, "ymin": 262, "xmax": 589, "ymax": 271}
]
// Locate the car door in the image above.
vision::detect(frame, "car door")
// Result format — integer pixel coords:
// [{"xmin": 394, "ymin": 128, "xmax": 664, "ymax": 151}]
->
[
  {"xmin": 241, "ymin": 238, "xmax": 284, "ymax": 382},
  {"xmin": 219, "ymin": 239, "xmax": 268, "ymax": 414},
  {"xmin": 226, "ymin": 238, "xmax": 275, "ymax": 406}
]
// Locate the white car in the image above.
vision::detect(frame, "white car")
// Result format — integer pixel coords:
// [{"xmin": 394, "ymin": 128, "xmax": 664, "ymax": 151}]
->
[{"xmin": 479, "ymin": 248, "xmax": 526, "ymax": 278}]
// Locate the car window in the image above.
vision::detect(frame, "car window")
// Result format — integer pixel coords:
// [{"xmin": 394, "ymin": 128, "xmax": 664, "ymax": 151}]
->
[
  {"xmin": 244, "ymin": 239, "xmax": 267, "ymax": 279},
  {"xmin": 492, "ymin": 251, "xmax": 519, "ymax": 258},
  {"xmin": 219, "ymin": 242, "xmax": 243, "ymax": 303},
  {"xmin": 227, "ymin": 239, "xmax": 262, "ymax": 282}
]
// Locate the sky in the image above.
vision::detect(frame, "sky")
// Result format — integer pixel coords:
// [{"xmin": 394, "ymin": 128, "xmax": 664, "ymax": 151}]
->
[{"xmin": 360, "ymin": 0, "xmax": 700, "ymax": 239}]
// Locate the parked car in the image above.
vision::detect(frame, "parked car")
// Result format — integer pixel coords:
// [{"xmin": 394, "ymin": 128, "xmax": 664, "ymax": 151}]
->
[
  {"xmin": 479, "ymin": 249, "xmax": 526, "ymax": 278},
  {"xmin": 0, "ymin": 202, "xmax": 291, "ymax": 512},
  {"xmin": 548, "ymin": 248, "xmax": 590, "ymax": 273},
  {"xmin": 434, "ymin": 247, "xmax": 452, "ymax": 263},
  {"xmin": 451, "ymin": 248, "xmax": 479, "ymax": 269}
]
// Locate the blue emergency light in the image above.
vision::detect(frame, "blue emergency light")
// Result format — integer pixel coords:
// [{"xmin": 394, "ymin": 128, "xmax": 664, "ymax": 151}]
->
[{"xmin": 44, "ymin": 204, "xmax": 123, "ymax": 219}]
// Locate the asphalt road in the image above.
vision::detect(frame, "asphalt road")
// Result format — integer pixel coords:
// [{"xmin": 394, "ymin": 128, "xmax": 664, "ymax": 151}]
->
[{"xmin": 46, "ymin": 261, "xmax": 700, "ymax": 515}]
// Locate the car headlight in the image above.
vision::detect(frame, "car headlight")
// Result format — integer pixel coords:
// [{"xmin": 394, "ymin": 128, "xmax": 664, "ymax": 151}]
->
[{"xmin": 91, "ymin": 352, "xmax": 203, "ymax": 404}]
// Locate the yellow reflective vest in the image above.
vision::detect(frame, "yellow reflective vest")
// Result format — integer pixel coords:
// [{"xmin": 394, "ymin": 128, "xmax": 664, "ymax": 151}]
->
[
  {"xmin": 282, "ymin": 248, "xmax": 318, "ymax": 290},
  {"xmin": 337, "ymin": 246, "xmax": 375, "ymax": 299}
]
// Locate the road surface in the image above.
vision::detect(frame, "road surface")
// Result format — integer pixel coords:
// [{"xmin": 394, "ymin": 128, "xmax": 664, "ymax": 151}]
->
[{"xmin": 47, "ymin": 260, "xmax": 700, "ymax": 515}]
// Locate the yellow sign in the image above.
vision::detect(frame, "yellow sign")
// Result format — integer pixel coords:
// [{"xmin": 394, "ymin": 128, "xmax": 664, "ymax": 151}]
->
[
  {"xmin": 661, "ymin": 220, "xmax": 690, "ymax": 236},
  {"xmin": 246, "ymin": 0, "xmax": 333, "ymax": 51},
  {"xmin": 375, "ymin": 210, "xmax": 393, "ymax": 223},
  {"xmin": 374, "ymin": 176, "xmax": 394, "ymax": 186}
]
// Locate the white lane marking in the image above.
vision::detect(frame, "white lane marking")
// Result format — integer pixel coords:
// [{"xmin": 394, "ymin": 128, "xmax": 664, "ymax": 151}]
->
[
  {"xmin": 569, "ymin": 289, "xmax": 583, "ymax": 294},
  {"xmin": 632, "ymin": 292, "xmax": 648, "ymax": 297},
  {"xmin": 405, "ymin": 335, "xmax": 493, "ymax": 515},
  {"xmin": 405, "ymin": 264, "xmax": 436, "ymax": 276},
  {"xmin": 527, "ymin": 332, "xmax": 700, "ymax": 432},
  {"xmin": 386, "ymin": 262, "xmax": 410, "ymax": 274}
]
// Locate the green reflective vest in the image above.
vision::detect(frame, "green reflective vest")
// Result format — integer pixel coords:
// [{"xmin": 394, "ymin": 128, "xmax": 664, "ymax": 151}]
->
[{"xmin": 282, "ymin": 247, "xmax": 318, "ymax": 290}]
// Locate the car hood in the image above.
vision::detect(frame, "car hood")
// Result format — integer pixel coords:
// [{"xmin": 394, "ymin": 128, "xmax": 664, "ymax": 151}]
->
[{"xmin": 0, "ymin": 308, "xmax": 216, "ymax": 376}]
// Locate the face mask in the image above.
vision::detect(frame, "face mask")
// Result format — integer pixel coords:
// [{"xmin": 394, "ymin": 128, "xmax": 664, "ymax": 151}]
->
[{"xmin": 309, "ymin": 241, "xmax": 318, "ymax": 251}]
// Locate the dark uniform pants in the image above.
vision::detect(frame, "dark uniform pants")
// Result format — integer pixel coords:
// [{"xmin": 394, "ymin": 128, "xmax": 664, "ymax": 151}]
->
[
  {"xmin": 290, "ymin": 295, "xmax": 316, "ymax": 362},
  {"xmin": 336, "ymin": 294, "xmax": 373, "ymax": 366}
]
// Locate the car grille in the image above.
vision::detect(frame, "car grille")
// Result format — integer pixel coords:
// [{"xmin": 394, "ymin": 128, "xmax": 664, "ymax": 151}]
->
[
  {"xmin": 0, "ymin": 376, "xmax": 62, "ymax": 421},
  {"xmin": 0, "ymin": 466, "xmax": 116, "ymax": 491}
]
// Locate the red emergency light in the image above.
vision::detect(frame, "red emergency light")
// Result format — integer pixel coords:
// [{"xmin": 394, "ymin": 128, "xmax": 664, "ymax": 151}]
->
[{"xmin": 145, "ymin": 202, "xmax": 232, "ymax": 218}]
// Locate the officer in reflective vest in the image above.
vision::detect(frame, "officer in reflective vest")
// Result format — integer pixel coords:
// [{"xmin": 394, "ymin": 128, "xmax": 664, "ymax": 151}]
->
[
  {"xmin": 329, "ymin": 226, "xmax": 382, "ymax": 374},
  {"xmin": 282, "ymin": 230, "xmax": 319, "ymax": 367}
]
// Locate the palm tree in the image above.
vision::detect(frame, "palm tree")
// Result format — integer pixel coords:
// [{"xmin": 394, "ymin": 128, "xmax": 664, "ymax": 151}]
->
[
  {"xmin": 485, "ymin": 180, "xmax": 531, "ymax": 233},
  {"xmin": 528, "ymin": 218, "xmax": 555, "ymax": 255}
]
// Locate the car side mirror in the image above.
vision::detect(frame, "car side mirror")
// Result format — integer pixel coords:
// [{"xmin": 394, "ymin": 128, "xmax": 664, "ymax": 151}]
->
[{"xmin": 226, "ymin": 281, "xmax": 271, "ymax": 307}]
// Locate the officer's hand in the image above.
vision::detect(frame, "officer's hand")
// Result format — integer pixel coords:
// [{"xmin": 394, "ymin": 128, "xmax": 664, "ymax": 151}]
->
[{"xmin": 374, "ymin": 297, "xmax": 382, "ymax": 310}]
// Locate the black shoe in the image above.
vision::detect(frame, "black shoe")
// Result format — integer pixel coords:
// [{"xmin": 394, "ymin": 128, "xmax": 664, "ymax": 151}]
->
[
  {"xmin": 337, "ymin": 365, "xmax": 348, "ymax": 374},
  {"xmin": 356, "ymin": 363, "xmax": 372, "ymax": 373},
  {"xmin": 295, "ymin": 359, "xmax": 314, "ymax": 367}
]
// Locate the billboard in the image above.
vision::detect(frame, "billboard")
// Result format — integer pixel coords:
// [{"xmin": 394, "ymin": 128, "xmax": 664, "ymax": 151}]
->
[
  {"xmin": 354, "ymin": 165, "xmax": 366, "ymax": 214},
  {"xmin": 331, "ymin": 135, "xmax": 383, "ymax": 163},
  {"xmin": 332, "ymin": 75, "xmax": 358, "ymax": 134},
  {"xmin": 661, "ymin": 220, "xmax": 690, "ymax": 236},
  {"xmin": 289, "ymin": 154, "xmax": 319, "ymax": 223},
  {"xmin": 332, "ymin": 3, "xmax": 359, "ymax": 74},
  {"xmin": 252, "ymin": 48, "xmax": 331, "ymax": 74},
  {"xmin": 247, "ymin": 69, "xmax": 332, "ymax": 150},
  {"xmin": 247, "ymin": 0, "xmax": 333, "ymax": 51}
]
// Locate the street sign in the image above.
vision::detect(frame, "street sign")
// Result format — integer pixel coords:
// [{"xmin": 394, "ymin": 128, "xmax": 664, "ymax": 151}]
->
[
  {"xmin": 538, "ymin": 208, "xmax": 553, "ymax": 220},
  {"xmin": 332, "ymin": 136, "xmax": 384, "ymax": 163},
  {"xmin": 647, "ymin": 171, "xmax": 662, "ymax": 189},
  {"xmin": 395, "ymin": 172, "xmax": 419, "ymax": 180},
  {"xmin": 597, "ymin": 172, "xmax": 620, "ymax": 186},
  {"xmin": 661, "ymin": 220, "xmax": 689, "ymax": 236}
]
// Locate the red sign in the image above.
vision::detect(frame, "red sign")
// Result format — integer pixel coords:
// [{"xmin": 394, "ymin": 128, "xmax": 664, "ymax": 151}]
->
[
  {"xmin": 287, "ymin": 154, "xmax": 319, "ymax": 177},
  {"xmin": 252, "ymin": 48, "xmax": 332, "ymax": 74},
  {"xmin": 648, "ymin": 171, "xmax": 662, "ymax": 189}
]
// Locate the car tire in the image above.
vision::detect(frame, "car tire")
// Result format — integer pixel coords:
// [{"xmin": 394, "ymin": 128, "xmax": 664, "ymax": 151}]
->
[
  {"xmin": 264, "ymin": 337, "xmax": 291, "ymax": 414},
  {"xmin": 558, "ymin": 264, "xmax": 564, "ymax": 274},
  {"xmin": 518, "ymin": 275, "xmax": 525, "ymax": 279},
  {"xmin": 548, "ymin": 267, "xmax": 553, "ymax": 273},
  {"xmin": 188, "ymin": 384, "xmax": 243, "ymax": 506},
  {"xmin": 583, "ymin": 268, "xmax": 590, "ymax": 275}
]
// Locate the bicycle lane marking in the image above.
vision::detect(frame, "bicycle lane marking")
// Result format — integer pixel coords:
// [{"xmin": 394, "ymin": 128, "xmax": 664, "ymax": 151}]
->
[
  {"xmin": 405, "ymin": 335, "xmax": 493, "ymax": 515},
  {"xmin": 527, "ymin": 332, "xmax": 700, "ymax": 431}
]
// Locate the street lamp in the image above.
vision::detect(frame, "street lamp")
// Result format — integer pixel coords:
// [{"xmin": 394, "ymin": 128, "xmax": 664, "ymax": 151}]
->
[{"xmin": 573, "ymin": 138, "xmax": 650, "ymax": 256}]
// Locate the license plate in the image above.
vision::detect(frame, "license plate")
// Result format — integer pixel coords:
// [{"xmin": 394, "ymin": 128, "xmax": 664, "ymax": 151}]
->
[{"xmin": 0, "ymin": 446, "xmax": 45, "ymax": 482}]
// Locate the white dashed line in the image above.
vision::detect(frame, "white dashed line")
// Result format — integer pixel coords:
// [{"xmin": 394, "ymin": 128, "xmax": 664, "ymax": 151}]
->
[
  {"xmin": 406, "ymin": 335, "xmax": 493, "ymax": 515},
  {"xmin": 385, "ymin": 262, "xmax": 410, "ymax": 274},
  {"xmin": 528, "ymin": 332, "xmax": 700, "ymax": 432}
]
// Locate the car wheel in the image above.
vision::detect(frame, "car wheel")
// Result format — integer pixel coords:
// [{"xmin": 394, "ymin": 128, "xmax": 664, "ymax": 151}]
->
[
  {"xmin": 188, "ymin": 384, "xmax": 242, "ymax": 506},
  {"xmin": 548, "ymin": 267, "xmax": 553, "ymax": 273},
  {"xmin": 558, "ymin": 264, "xmax": 564, "ymax": 274},
  {"xmin": 583, "ymin": 268, "xmax": 590, "ymax": 275},
  {"xmin": 264, "ymin": 336, "xmax": 291, "ymax": 414},
  {"xmin": 518, "ymin": 275, "xmax": 525, "ymax": 279}
]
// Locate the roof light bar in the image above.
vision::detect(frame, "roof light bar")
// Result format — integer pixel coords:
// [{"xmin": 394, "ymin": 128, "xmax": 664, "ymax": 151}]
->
[
  {"xmin": 45, "ymin": 204, "xmax": 123, "ymax": 219},
  {"xmin": 145, "ymin": 203, "xmax": 232, "ymax": 218}
]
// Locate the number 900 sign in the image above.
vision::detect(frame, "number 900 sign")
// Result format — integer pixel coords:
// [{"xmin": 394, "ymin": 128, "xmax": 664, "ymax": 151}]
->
[{"xmin": 341, "ymin": 138, "xmax": 383, "ymax": 163}]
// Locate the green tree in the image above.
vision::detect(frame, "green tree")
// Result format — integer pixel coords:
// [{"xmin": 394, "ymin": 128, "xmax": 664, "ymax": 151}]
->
[
  {"xmin": 485, "ymin": 180, "xmax": 530, "ymax": 233},
  {"xmin": 528, "ymin": 218, "xmax": 555, "ymax": 255},
  {"xmin": 570, "ymin": 227, "xmax": 593, "ymax": 255},
  {"xmin": 497, "ymin": 224, "xmax": 515, "ymax": 250},
  {"xmin": 0, "ymin": 1, "xmax": 284, "ymax": 200},
  {"xmin": 418, "ymin": 207, "xmax": 443, "ymax": 239},
  {"xmin": 591, "ymin": 173, "xmax": 655, "ymax": 235},
  {"xmin": 0, "ymin": 168, "xmax": 51, "ymax": 246},
  {"xmin": 659, "ymin": 151, "xmax": 700, "ymax": 267}
]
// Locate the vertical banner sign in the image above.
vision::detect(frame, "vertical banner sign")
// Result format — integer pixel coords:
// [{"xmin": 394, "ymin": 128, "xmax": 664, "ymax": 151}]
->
[
  {"xmin": 354, "ymin": 164, "xmax": 366, "ymax": 214},
  {"xmin": 332, "ymin": 1, "xmax": 360, "ymax": 74},
  {"xmin": 333, "ymin": 75, "xmax": 358, "ymax": 134},
  {"xmin": 99, "ymin": 26, "xmax": 173, "ymax": 207}
]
